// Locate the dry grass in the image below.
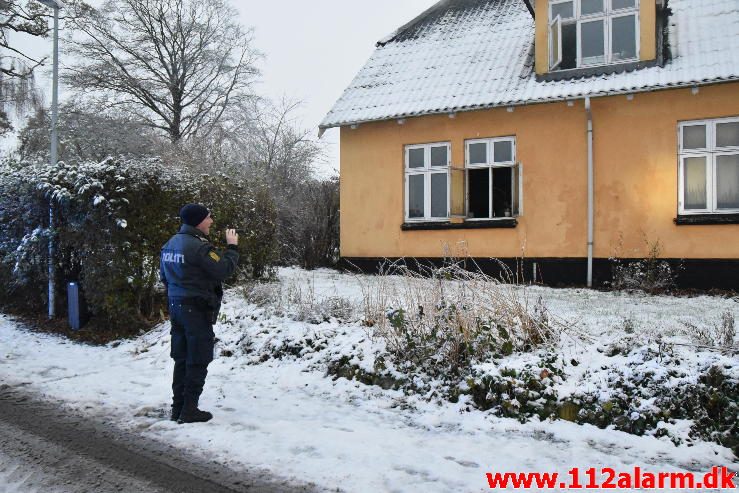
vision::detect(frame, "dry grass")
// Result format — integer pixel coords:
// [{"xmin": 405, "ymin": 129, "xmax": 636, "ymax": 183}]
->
[
  {"xmin": 241, "ymin": 277, "xmax": 354, "ymax": 323},
  {"xmin": 681, "ymin": 309, "xmax": 737, "ymax": 349},
  {"xmin": 354, "ymin": 257, "xmax": 569, "ymax": 375}
]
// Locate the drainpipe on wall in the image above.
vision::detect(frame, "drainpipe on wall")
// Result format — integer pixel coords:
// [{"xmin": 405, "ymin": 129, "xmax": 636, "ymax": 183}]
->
[{"xmin": 585, "ymin": 97, "xmax": 594, "ymax": 288}]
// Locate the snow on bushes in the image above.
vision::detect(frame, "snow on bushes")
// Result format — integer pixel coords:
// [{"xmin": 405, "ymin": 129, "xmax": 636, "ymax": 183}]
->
[
  {"xmin": 609, "ymin": 236, "xmax": 680, "ymax": 294},
  {"xmin": 0, "ymin": 157, "xmax": 278, "ymax": 331},
  {"xmin": 0, "ymin": 157, "xmax": 191, "ymax": 327},
  {"xmin": 221, "ymin": 268, "xmax": 739, "ymax": 457},
  {"xmin": 356, "ymin": 260, "xmax": 565, "ymax": 379}
]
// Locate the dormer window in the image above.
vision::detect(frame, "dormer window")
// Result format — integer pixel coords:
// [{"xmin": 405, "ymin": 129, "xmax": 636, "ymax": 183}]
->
[{"xmin": 549, "ymin": 0, "xmax": 639, "ymax": 71}]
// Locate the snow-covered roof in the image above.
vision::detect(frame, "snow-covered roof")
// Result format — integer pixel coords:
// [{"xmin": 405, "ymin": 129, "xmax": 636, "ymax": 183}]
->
[{"xmin": 320, "ymin": 0, "xmax": 739, "ymax": 129}]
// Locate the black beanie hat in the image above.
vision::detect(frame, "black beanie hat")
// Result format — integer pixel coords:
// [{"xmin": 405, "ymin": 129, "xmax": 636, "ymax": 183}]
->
[{"xmin": 180, "ymin": 203, "xmax": 210, "ymax": 227}]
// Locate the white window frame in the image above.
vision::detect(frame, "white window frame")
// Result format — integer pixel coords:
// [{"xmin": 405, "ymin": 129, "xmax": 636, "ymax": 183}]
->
[
  {"xmin": 549, "ymin": 15, "xmax": 563, "ymax": 70},
  {"xmin": 464, "ymin": 136, "xmax": 522, "ymax": 220},
  {"xmin": 577, "ymin": 17, "xmax": 607, "ymax": 67},
  {"xmin": 678, "ymin": 117, "xmax": 739, "ymax": 215},
  {"xmin": 548, "ymin": 0, "xmax": 640, "ymax": 71},
  {"xmin": 404, "ymin": 142, "xmax": 451, "ymax": 222}
]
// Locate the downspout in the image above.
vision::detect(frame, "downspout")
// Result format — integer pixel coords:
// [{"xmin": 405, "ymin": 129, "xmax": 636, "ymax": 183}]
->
[{"xmin": 585, "ymin": 97, "xmax": 594, "ymax": 288}]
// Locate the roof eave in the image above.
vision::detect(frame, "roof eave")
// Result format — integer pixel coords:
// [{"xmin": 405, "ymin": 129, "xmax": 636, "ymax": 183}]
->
[
  {"xmin": 319, "ymin": 77, "xmax": 739, "ymax": 131},
  {"xmin": 521, "ymin": 0, "xmax": 535, "ymax": 18}
]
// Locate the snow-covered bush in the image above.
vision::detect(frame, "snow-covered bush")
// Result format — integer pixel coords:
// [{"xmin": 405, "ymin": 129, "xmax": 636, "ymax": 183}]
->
[
  {"xmin": 609, "ymin": 237, "xmax": 679, "ymax": 293},
  {"xmin": 0, "ymin": 158, "xmax": 190, "ymax": 326},
  {"xmin": 358, "ymin": 260, "xmax": 563, "ymax": 379},
  {"xmin": 0, "ymin": 167, "xmax": 50, "ymax": 311},
  {"xmin": 561, "ymin": 363, "xmax": 739, "ymax": 456},
  {"xmin": 225, "ymin": 269, "xmax": 739, "ymax": 455},
  {"xmin": 681, "ymin": 310, "xmax": 736, "ymax": 348},
  {"xmin": 241, "ymin": 276, "xmax": 354, "ymax": 323},
  {"xmin": 154, "ymin": 136, "xmax": 282, "ymax": 281},
  {"xmin": 0, "ymin": 157, "xmax": 278, "ymax": 331},
  {"xmin": 464, "ymin": 354, "xmax": 564, "ymax": 422},
  {"xmin": 241, "ymin": 281, "xmax": 281, "ymax": 308},
  {"xmin": 285, "ymin": 177, "xmax": 340, "ymax": 270},
  {"xmin": 240, "ymin": 184, "xmax": 279, "ymax": 279}
]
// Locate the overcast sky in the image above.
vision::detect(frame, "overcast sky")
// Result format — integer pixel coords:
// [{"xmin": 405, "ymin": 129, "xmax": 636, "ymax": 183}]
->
[{"xmin": 7, "ymin": 0, "xmax": 439, "ymax": 175}]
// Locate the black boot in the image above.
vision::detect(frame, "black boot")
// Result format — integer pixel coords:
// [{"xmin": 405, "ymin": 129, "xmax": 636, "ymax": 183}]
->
[
  {"xmin": 170, "ymin": 403, "xmax": 183, "ymax": 422},
  {"xmin": 178, "ymin": 403, "xmax": 213, "ymax": 424}
]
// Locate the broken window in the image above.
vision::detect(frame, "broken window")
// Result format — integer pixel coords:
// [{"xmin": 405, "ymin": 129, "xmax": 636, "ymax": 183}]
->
[
  {"xmin": 465, "ymin": 137, "xmax": 522, "ymax": 219},
  {"xmin": 561, "ymin": 23, "xmax": 577, "ymax": 69}
]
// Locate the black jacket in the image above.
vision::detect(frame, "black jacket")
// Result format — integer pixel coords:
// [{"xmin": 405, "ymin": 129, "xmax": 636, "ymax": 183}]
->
[{"xmin": 160, "ymin": 225, "xmax": 239, "ymax": 310}]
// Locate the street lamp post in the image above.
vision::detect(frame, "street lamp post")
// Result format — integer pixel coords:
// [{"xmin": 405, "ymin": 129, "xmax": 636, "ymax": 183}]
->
[{"xmin": 36, "ymin": 0, "xmax": 63, "ymax": 319}]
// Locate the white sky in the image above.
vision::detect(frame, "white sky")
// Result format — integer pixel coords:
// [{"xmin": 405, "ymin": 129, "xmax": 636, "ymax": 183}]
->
[{"xmin": 7, "ymin": 0, "xmax": 439, "ymax": 175}]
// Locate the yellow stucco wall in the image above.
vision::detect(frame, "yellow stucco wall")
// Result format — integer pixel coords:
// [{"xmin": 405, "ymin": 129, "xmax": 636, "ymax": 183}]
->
[
  {"xmin": 535, "ymin": 0, "xmax": 657, "ymax": 75},
  {"xmin": 639, "ymin": 0, "xmax": 656, "ymax": 62},
  {"xmin": 339, "ymin": 82, "xmax": 739, "ymax": 260},
  {"xmin": 534, "ymin": 0, "xmax": 548, "ymax": 74}
]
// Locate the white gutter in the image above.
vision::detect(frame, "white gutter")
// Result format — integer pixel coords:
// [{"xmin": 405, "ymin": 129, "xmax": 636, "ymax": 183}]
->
[{"xmin": 585, "ymin": 96, "xmax": 594, "ymax": 288}]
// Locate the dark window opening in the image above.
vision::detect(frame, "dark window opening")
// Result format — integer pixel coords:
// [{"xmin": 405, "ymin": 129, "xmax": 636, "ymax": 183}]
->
[
  {"xmin": 492, "ymin": 167, "xmax": 513, "ymax": 217},
  {"xmin": 561, "ymin": 23, "xmax": 577, "ymax": 70},
  {"xmin": 468, "ymin": 168, "xmax": 489, "ymax": 218},
  {"xmin": 408, "ymin": 174, "xmax": 424, "ymax": 218}
]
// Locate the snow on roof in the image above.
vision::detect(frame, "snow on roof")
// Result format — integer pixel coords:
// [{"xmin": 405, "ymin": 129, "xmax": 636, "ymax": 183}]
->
[{"xmin": 320, "ymin": 0, "xmax": 739, "ymax": 129}]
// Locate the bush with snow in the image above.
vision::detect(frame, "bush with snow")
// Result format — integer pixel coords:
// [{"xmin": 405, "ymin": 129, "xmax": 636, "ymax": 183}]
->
[
  {"xmin": 681, "ymin": 310, "xmax": 736, "ymax": 348},
  {"xmin": 609, "ymin": 236, "xmax": 679, "ymax": 294},
  {"xmin": 357, "ymin": 260, "xmax": 563, "ymax": 379},
  {"xmin": 218, "ymin": 269, "xmax": 739, "ymax": 456},
  {"xmin": 0, "ymin": 157, "xmax": 278, "ymax": 331},
  {"xmin": 241, "ymin": 277, "xmax": 354, "ymax": 323}
]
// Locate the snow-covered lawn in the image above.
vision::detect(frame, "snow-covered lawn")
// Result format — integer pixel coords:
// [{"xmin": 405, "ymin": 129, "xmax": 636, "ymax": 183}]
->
[{"xmin": 0, "ymin": 267, "xmax": 737, "ymax": 492}]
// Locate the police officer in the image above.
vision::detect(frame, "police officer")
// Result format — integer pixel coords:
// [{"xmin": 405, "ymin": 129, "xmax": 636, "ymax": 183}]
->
[{"xmin": 160, "ymin": 204, "xmax": 239, "ymax": 423}]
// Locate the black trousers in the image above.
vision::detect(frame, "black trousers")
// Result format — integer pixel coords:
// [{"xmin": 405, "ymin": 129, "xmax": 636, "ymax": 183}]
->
[{"xmin": 169, "ymin": 299, "xmax": 215, "ymax": 408}]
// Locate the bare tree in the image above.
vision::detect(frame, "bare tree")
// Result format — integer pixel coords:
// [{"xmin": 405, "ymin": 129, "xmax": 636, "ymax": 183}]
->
[
  {"xmin": 18, "ymin": 103, "xmax": 165, "ymax": 162},
  {"xmin": 65, "ymin": 0, "xmax": 260, "ymax": 143},
  {"xmin": 175, "ymin": 97, "xmax": 323, "ymax": 188},
  {"xmin": 247, "ymin": 98, "xmax": 321, "ymax": 191},
  {"xmin": 0, "ymin": 0, "xmax": 50, "ymax": 77},
  {"xmin": 0, "ymin": 0, "xmax": 52, "ymax": 135}
]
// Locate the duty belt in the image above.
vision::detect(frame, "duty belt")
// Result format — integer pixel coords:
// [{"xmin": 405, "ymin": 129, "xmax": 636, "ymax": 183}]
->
[{"xmin": 169, "ymin": 297, "xmax": 211, "ymax": 309}]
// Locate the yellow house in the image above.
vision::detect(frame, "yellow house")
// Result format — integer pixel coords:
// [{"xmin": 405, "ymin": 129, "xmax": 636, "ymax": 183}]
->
[{"xmin": 321, "ymin": 0, "xmax": 739, "ymax": 289}]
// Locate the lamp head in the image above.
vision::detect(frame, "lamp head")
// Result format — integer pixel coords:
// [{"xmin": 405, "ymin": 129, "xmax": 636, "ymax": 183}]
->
[{"xmin": 35, "ymin": 0, "xmax": 64, "ymax": 8}]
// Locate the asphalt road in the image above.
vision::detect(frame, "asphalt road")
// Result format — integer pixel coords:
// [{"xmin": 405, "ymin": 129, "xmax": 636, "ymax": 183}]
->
[{"xmin": 0, "ymin": 385, "xmax": 320, "ymax": 493}]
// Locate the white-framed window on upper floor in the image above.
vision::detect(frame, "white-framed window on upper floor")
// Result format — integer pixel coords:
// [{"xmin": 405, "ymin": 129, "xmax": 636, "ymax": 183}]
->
[
  {"xmin": 549, "ymin": 0, "xmax": 639, "ymax": 71},
  {"xmin": 404, "ymin": 142, "xmax": 451, "ymax": 221},
  {"xmin": 678, "ymin": 117, "xmax": 739, "ymax": 215},
  {"xmin": 465, "ymin": 137, "xmax": 522, "ymax": 219}
]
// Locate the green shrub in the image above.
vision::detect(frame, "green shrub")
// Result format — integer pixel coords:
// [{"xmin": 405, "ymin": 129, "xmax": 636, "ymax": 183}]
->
[{"xmin": 0, "ymin": 157, "xmax": 278, "ymax": 332}]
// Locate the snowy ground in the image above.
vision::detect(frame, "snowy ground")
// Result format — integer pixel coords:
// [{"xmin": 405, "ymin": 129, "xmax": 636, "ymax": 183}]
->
[{"xmin": 0, "ymin": 267, "xmax": 737, "ymax": 492}]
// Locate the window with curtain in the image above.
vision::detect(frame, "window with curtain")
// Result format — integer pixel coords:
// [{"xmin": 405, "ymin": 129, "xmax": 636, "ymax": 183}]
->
[{"xmin": 679, "ymin": 117, "xmax": 739, "ymax": 214}]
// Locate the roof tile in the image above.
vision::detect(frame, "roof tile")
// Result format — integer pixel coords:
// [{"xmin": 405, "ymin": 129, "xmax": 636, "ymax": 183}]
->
[{"xmin": 321, "ymin": 0, "xmax": 739, "ymax": 128}]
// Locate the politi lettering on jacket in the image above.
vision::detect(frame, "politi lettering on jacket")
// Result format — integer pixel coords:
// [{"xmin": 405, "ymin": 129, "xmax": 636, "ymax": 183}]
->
[
  {"xmin": 159, "ymin": 224, "xmax": 239, "ymax": 310},
  {"xmin": 162, "ymin": 250, "xmax": 185, "ymax": 264}
]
